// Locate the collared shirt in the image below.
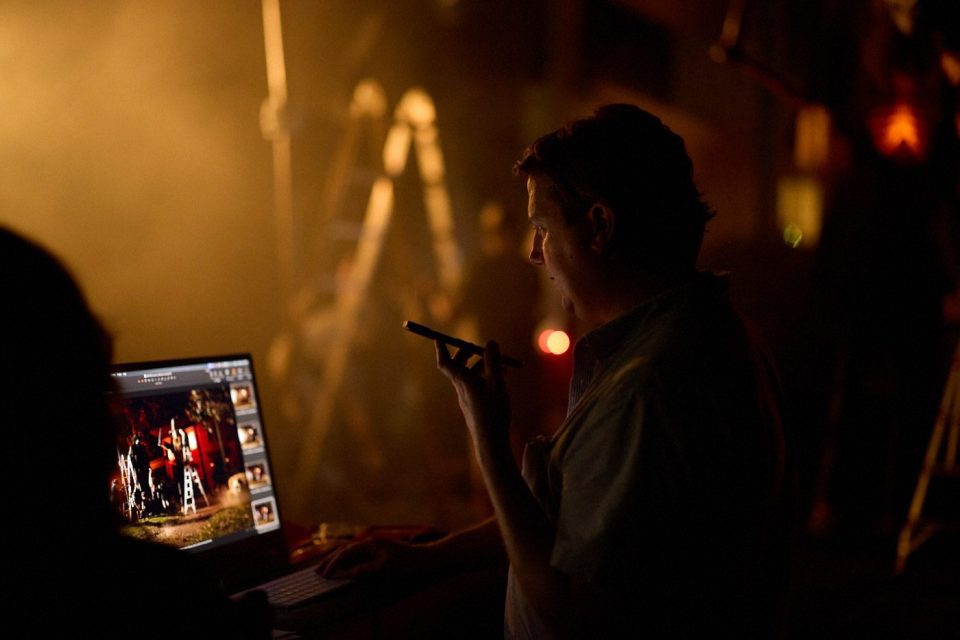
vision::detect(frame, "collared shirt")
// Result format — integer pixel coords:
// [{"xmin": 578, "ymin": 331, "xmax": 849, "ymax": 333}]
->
[
  {"xmin": 505, "ymin": 272, "xmax": 793, "ymax": 638},
  {"xmin": 566, "ymin": 278, "xmax": 685, "ymax": 413}
]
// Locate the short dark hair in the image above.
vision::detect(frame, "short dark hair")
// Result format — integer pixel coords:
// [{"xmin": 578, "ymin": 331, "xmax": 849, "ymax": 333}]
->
[
  {"xmin": 1, "ymin": 226, "xmax": 115, "ymax": 520},
  {"xmin": 514, "ymin": 104, "xmax": 714, "ymax": 274}
]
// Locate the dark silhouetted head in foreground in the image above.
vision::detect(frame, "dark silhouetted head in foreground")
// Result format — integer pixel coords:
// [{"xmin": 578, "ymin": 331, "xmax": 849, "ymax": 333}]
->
[
  {"xmin": 1, "ymin": 227, "xmax": 116, "ymax": 527},
  {"xmin": 1, "ymin": 226, "xmax": 270, "ymax": 638}
]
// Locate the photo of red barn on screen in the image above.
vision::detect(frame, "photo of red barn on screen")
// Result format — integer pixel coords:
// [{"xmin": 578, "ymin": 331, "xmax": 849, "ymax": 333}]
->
[{"xmin": 108, "ymin": 386, "xmax": 256, "ymax": 549}]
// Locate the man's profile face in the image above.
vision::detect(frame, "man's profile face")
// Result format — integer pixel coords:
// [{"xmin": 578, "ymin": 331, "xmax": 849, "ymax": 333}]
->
[{"xmin": 527, "ymin": 174, "xmax": 593, "ymax": 319}]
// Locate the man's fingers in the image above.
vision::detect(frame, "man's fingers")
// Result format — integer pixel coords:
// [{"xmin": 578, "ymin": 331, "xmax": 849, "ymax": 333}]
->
[
  {"xmin": 435, "ymin": 340, "xmax": 453, "ymax": 376},
  {"xmin": 484, "ymin": 340, "xmax": 502, "ymax": 379},
  {"xmin": 436, "ymin": 340, "xmax": 477, "ymax": 377},
  {"xmin": 315, "ymin": 546, "xmax": 349, "ymax": 577},
  {"xmin": 316, "ymin": 541, "xmax": 375, "ymax": 578},
  {"xmin": 324, "ymin": 560, "xmax": 379, "ymax": 580},
  {"xmin": 452, "ymin": 345, "xmax": 472, "ymax": 365}
]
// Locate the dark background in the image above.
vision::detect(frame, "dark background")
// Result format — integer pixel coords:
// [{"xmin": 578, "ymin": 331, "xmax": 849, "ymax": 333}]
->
[{"xmin": 2, "ymin": 1, "xmax": 958, "ymax": 635}]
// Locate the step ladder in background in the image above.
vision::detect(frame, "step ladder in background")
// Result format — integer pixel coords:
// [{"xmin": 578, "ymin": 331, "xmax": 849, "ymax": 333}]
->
[
  {"xmin": 896, "ymin": 342, "xmax": 960, "ymax": 574},
  {"xmin": 286, "ymin": 85, "xmax": 463, "ymax": 510}
]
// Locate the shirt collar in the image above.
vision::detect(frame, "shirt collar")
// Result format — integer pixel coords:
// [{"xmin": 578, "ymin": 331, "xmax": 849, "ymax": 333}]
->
[{"xmin": 575, "ymin": 271, "xmax": 728, "ymax": 366}]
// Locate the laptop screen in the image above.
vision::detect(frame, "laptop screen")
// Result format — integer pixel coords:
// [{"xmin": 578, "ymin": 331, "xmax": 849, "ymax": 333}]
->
[{"xmin": 106, "ymin": 355, "xmax": 283, "ymax": 556}]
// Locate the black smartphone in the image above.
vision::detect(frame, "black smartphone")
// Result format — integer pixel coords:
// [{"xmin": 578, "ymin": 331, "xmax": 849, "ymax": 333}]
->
[{"xmin": 402, "ymin": 320, "xmax": 523, "ymax": 368}]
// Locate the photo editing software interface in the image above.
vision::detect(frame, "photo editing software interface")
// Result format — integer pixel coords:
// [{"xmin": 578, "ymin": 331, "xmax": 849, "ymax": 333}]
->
[{"xmin": 107, "ymin": 357, "xmax": 281, "ymax": 552}]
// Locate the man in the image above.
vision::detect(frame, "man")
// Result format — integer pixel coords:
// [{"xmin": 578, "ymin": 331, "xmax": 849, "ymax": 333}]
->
[
  {"xmin": 128, "ymin": 432, "xmax": 153, "ymax": 502},
  {"xmin": 318, "ymin": 104, "xmax": 795, "ymax": 638}
]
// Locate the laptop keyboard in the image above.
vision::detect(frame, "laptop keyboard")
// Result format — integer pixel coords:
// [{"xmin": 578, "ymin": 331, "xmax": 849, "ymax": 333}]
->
[{"xmin": 236, "ymin": 566, "xmax": 351, "ymax": 608}]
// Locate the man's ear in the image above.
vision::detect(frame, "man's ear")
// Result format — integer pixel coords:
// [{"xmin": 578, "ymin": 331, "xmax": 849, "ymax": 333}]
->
[{"xmin": 587, "ymin": 202, "xmax": 615, "ymax": 253}]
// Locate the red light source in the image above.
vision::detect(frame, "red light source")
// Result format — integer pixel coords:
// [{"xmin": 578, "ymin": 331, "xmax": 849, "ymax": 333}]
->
[{"xmin": 538, "ymin": 329, "xmax": 571, "ymax": 355}]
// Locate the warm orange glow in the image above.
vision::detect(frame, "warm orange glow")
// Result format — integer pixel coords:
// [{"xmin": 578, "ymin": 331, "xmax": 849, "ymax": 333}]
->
[
  {"xmin": 350, "ymin": 78, "xmax": 387, "ymax": 118},
  {"xmin": 260, "ymin": 0, "xmax": 288, "ymax": 103},
  {"xmin": 397, "ymin": 88, "xmax": 436, "ymax": 127},
  {"xmin": 416, "ymin": 126, "xmax": 445, "ymax": 183},
  {"xmin": 884, "ymin": 105, "xmax": 920, "ymax": 152},
  {"xmin": 776, "ymin": 176, "xmax": 823, "ymax": 248},
  {"xmin": 871, "ymin": 104, "xmax": 925, "ymax": 158},
  {"xmin": 794, "ymin": 104, "xmax": 830, "ymax": 171},
  {"xmin": 941, "ymin": 51, "xmax": 960, "ymax": 87},
  {"xmin": 538, "ymin": 330, "xmax": 570, "ymax": 355},
  {"xmin": 382, "ymin": 123, "xmax": 412, "ymax": 176}
]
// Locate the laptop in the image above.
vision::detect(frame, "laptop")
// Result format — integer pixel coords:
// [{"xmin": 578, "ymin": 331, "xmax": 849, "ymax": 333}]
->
[{"xmin": 106, "ymin": 353, "xmax": 351, "ymax": 609}]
